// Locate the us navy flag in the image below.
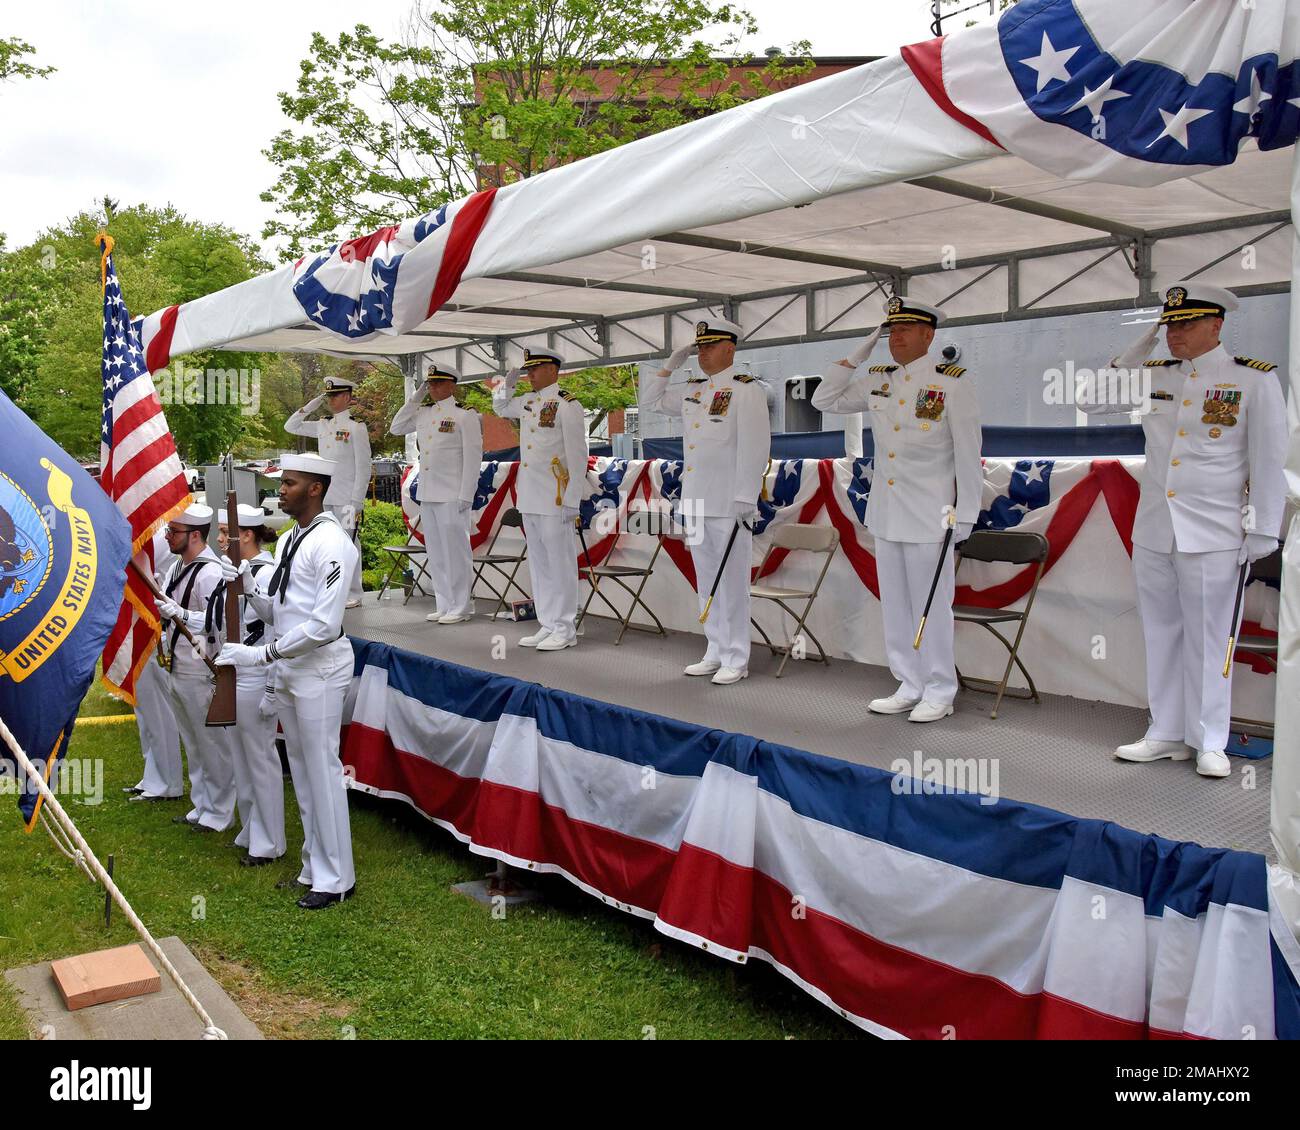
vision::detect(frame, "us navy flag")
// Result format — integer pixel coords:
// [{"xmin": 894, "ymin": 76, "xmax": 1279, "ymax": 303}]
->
[{"xmin": 0, "ymin": 391, "xmax": 132, "ymax": 827}]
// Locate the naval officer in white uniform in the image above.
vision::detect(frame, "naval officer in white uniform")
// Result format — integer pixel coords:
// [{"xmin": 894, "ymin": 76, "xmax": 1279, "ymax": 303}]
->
[
  {"xmin": 285, "ymin": 376, "xmax": 371, "ymax": 607},
  {"xmin": 1082, "ymin": 282, "xmax": 1286, "ymax": 778},
  {"xmin": 127, "ymin": 526, "xmax": 183, "ymax": 801},
  {"xmin": 489, "ymin": 349, "xmax": 588, "ymax": 651},
  {"xmin": 642, "ymin": 318, "xmax": 770, "ymax": 685},
  {"xmin": 156, "ymin": 503, "xmax": 237, "ymax": 830},
  {"xmin": 813, "ymin": 296, "xmax": 982, "ymax": 722},
  {"xmin": 215, "ymin": 453, "xmax": 360, "ymax": 909},
  {"xmin": 390, "ymin": 362, "xmax": 483, "ymax": 624}
]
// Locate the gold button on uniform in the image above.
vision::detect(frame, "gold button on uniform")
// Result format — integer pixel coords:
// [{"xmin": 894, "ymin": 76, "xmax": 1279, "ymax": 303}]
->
[
  {"xmin": 1178, "ymin": 429, "xmax": 1187, "ymax": 436},
  {"xmin": 1171, "ymin": 459, "xmax": 1180, "ymax": 466},
  {"xmin": 899, "ymin": 398, "xmax": 906, "ymax": 406},
  {"xmin": 1167, "ymin": 490, "xmax": 1176, "ymax": 498},
  {"xmin": 887, "ymin": 478, "xmax": 895, "ymax": 486},
  {"xmin": 888, "ymin": 452, "xmax": 895, "ymax": 459},
  {"xmin": 688, "ymin": 444, "xmax": 695, "ymax": 450},
  {"xmin": 893, "ymin": 424, "xmax": 901, "ymax": 432},
  {"xmin": 693, "ymin": 423, "xmax": 700, "ymax": 429}
]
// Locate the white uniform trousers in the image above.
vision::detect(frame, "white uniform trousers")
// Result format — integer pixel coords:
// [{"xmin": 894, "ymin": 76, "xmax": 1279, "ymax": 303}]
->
[
  {"xmin": 875, "ymin": 537, "xmax": 958, "ymax": 706},
  {"xmin": 419, "ymin": 499, "xmax": 473, "ymax": 618},
  {"xmin": 277, "ymin": 639, "xmax": 355, "ymax": 894},
  {"xmin": 689, "ymin": 517, "xmax": 753, "ymax": 671},
  {"xmin": 1134, "ymin": 545, "xmax": 1242, "ymax": 753},
  {"xmin": 327, "ymin": 503, "xmax": 364, "ymax": 600},
  {"xmin": 166, "ymin": 670, "xmax": 236, "ymax": 830},
  {"xmin": 521, "ymin": 513, "xmax": 578, "ymax": 643},
  {"xmin": 228, "ymin": 674, "xmax": 286, "ymax": 860},
  {"xmin": 134, "ymin": 658, "xmax": 183, "ymax": 796}
]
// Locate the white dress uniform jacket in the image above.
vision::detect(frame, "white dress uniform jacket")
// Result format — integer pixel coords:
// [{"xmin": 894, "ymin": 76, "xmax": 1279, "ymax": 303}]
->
[
  {"xmin": 641, "ymin": 365, "xmax": 770, "ymax": 517},
  {"xmin": 133, "ymin": 529, "xmax": 182, "ymax": 797},
  {"xmin": 390, "ymin": 393, "xmax": 483, "ymax": 504},
  {"xmin": 284, "ymin": 405, "xmax": 372, "ymax": 515},
  {"xmin": 1081, "ymin": 344, "xmax": 1287, "ymax": 552},
  {"xmin": 491, "ymin": 382, "xmax": 587, "ymax": 515},
  {"xmin": 812, "ymin": 349, "xmax": 982, "ymax": 542}
]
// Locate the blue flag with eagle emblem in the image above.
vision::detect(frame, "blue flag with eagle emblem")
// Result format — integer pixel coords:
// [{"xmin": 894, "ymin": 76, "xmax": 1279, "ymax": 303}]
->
[{"xmin": 0, "ymin": 391, "xmax": 132, "ymax": 828}]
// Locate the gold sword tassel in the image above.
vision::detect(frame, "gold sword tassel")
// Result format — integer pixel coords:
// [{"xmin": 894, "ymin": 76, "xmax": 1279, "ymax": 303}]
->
[{"xmin": 551, "ymin": 457, "xmax": 570, "ymax": 506}]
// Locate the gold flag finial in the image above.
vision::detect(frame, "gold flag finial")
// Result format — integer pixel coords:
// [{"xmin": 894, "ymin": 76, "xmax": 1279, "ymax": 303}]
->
[{"xmin": 95, "ymin": 231, "xmax": 115, "ymax": 291}]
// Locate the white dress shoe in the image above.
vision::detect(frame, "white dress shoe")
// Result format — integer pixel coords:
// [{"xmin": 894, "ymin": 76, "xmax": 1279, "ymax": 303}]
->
[
  {"xmin": 425, "ymin": 612, "xmax": 444, "ymax": 623},
  {"xmin": 683, "ymin": 659, "xmax": 722, "ymax": 677},
  {"xmin": 437, "ymin": 613, "xmax": 473, "ymax": 624},
  {"xmin": 1196, "ymin": 749, "xmax": 1231, "ymax": 778},
  {"xmin": 1114, "ymin": 738, "xmax": 1193, "ymax": 763},
  {"xmin": 345, "ymin": 598, "xmax": 361, "ymax": 609},
  {"xmin": 536, "ymin": 635, "xmax": 576, "ymax": 651},
  {"xmin": 518, "ymin": 628, "xmax": 551, "ymax": 647},
  {"xmin": 868, "ymin": 693, "xmax": 920, "ymax": 715},
  {"xmin": 908, "ymin": 700, "xmax": 954, "ymax": 723},
  {"xmin": 710, "ymin": 666, "xmax": 748, "ymax": 685}
]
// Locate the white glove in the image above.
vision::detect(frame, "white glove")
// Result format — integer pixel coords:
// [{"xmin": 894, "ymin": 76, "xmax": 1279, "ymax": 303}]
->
[
  {"xmin": 1239, "ymin": 533, "xmax": 1277, "ymax": 565},
  {"xmin": 562, "ymin": 506, "xmax": 580, "ymax": 524},
  {"xmin": 502, "ymin": 366, "xmax": 522, "ymax": 388},
  {"xmin": 954, "ymin": 522, "xmax": 974, "ymax": 543},
  {"xmin": 157, "ymin": 597, "xmax": 185, "ymax": 621},
  {"xmin": 458, "ymin": 498, "xmax": 472, "ymax": 513},
  {"xmin": 303, "ymin": 393, "xmax": 326, "ymax": 415},
  {"xmin": 218, "ymin": 557, "xmax": 253, "ymax": 591},
  {"xmin": 843, "ymin": 325, "xmax": 884, "ymax": 369},
  {"xmin": 1112, "ymin": 322, "xmax": 1161, "ymax": 369},
  {"xmin": 257, "ymin": 686, "xmax": 279, "ymax": 719},
  {"xmin": 733, "ymin": 500, "xmax": 761, "ymax": 523},
  {"xmin": 661, "ymin": 344, "xmax": 695, "ymax": 374},
  {"xmin": 215, "ymin": 641, "xmax": 269, "ymax": 668}
]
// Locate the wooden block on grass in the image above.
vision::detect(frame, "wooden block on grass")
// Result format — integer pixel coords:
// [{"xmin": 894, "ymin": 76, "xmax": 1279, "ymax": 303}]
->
[{"xmin": 51, "ymin": 944, "xmax": 161, "ymax": 1011}]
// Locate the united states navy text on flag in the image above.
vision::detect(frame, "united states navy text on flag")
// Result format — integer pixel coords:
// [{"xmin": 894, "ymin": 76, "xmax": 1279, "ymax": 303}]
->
[
  {"xmin": 96, "ymin": 235, "xmax": 191, "ymax": 703},
  {"xmin": 0, "ymin": 391, "xmax": 132, "ymax": 827}
]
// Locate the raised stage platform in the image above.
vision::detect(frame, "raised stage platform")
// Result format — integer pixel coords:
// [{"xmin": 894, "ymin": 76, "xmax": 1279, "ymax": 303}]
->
[{"xmin": 344, "ymin": 598, "xmax": 1272, "ymax": 859}]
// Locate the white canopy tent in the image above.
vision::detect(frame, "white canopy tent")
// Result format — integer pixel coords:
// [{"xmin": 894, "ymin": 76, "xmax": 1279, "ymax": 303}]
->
[{"xmin": 135, "ymin": 6, "xmax": 1300, "ymax": 931}]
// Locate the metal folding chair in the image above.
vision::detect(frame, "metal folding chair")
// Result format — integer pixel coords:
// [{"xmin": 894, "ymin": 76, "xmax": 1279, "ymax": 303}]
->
[
  {"xmin": 375, "ymin": 514, "xmax": 432, "ymax": 605},
  {"xmin": 577, "ymin": 508, "xmax": 670, "ymax": 645},
  {"xmin": 749, "ymin": 523, "xmax": 839, "ymax": 677},
  {"xmin": 953, "ymin": 529, "xmax": 1050, "ymax": 719},
  {"xmin": 1230, "ymin": 545, "xmax": 1283, "ymax": 738},
  {"xmin": 472, "ymin": 507, "xmax": 530, "ymax": 620}
]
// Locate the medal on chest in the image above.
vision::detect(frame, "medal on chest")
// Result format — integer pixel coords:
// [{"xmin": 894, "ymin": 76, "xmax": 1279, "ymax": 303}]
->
[
  {"xmin": 915, "ymin": 386, "xmax": 945, "ymax": 421},
  {"xmin": 1201, "ymin": 388, "xmax": 1240, "ymax": 427},
  {"xmin": 438, "ymin": 418, "xmax": 456, "ymax": 433},
  {"xmin": 538, "ymin": 402, "xmax": 558, "ymax": 428},
  {"xmin": 708, "ymin": 390, "xmax": 732, "ymax": 416},
  {"xmin": 334, "ymin": 429, "xmax": 351, "ymax": 443}
]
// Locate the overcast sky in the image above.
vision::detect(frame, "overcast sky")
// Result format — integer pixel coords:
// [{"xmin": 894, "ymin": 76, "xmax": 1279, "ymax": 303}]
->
[{"xmin": 0, "ymin": 1, "xmax": 988, "ymax": 262}]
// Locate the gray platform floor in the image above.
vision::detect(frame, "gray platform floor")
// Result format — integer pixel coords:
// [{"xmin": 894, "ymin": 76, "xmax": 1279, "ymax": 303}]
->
[
  {"xmin": 346, "ymin": 597, "xmax": 1273, "ymax": 859},
  {"xmin": 4, "ymin": 936, "xmax": 263, "ymax": 1040}
]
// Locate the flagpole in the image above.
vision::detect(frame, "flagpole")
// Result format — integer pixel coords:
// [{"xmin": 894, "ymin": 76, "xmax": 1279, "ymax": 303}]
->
[{"xmin": 0, "ymin": 709, "xmax": 227, "ymax": 1039}]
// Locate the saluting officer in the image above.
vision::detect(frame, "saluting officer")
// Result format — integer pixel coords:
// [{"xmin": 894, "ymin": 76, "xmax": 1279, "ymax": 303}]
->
[
  {"xmin": 813, "ymin": 297, "xmax": 982, "ymax": 722},
  {"xmin": 215, "ymin": 453, "xmax": 360, "ymax": 909},
  {"xmin": 126, "ymin": 526, "xmax": 184, "ymax": 801},
  {"xmin": 1084, "ymin": 282, "xmax": 1286, "ymax": 778},
  {"xmin": 206, "ymin": 504, "xmax": 286, "ymax": 866},
  {"xmin": 489, "ymin": 350, "xmax": 588, "ymax": 651},
  {"xmin": 643, "ymin": 318, "xmax": 770, "ymax": 685},
  {"xmin": 285, "ymin": 376, "xmax": 371, "ymax": 608},
  {"xmin": 390, "ymin": 362, "xmax": 483, "ymax": 625},
  {"xmin": 156, "ymin": 503, "xmax": 237, "ymax": 830}
]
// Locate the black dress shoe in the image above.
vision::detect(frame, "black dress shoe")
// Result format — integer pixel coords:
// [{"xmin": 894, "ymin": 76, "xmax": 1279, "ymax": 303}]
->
[
  {"xmin": 190, "ymin": 822, "xmax": 215, "ymax": 834},
  {"xmin": 296, "ymin": 885, "xmax": 355, "ymax": 910},
  {"xmin": 122, "ymin": 785, "xmax": 143, "ymax": 795},
  {"xmin": 172, "ymin": 814, "xmax": 196, "ymax": 826},
  {"xmin": 275, "ymin": 876, "xmax": 311, "ymax": 891},
  {"xmin": 239, "ymin": 854, "xmax": 278, "ymax": 867}
]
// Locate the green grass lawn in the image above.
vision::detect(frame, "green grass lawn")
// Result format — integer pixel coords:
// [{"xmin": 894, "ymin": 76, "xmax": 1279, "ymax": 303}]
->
[{"xmin": 0, "ymin": 700, "xmax": 864, "ymax": 1040}]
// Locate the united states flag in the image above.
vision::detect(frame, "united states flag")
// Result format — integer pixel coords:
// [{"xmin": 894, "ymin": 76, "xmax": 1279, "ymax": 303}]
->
[{"xmin": 97, "ymin": 237, "xmax": 191, "ymax": 702}]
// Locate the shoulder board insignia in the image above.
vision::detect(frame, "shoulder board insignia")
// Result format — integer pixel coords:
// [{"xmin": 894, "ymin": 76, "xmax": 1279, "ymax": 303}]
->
[
  {"xmin": 867, "ymin": 365, "xmax": 898, "ymax": 374},
  {"xmin": 734, "ymin": 373, "xmax": 755, "ymax": 383},
  {"xmin": 685, "ymin": 377, "xmax": 707, "ymax": 384},
  {"xmin": 1143, "ymin": 358, "xmax": 1180, "ymax": 367},
  {"xmin": 936, "ymin": 363, "xmax": 965, "ymax": 377},
  {"xmin": 1234, "ymin": 356, "xmax": 1277, "ymax": 372},
  {"xmin": 557, "ymin": 389, "xmax": 577, "ymax": 401}
]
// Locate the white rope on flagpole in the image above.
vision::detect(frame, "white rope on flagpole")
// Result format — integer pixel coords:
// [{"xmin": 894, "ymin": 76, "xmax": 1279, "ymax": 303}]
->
[
  {"xmin": 40, "ymin": 808, "xmax": 96, "ymax": 884},
  {"xmin": 1, "ymin": 712, "xmax": 227, "ymax": 1040}
]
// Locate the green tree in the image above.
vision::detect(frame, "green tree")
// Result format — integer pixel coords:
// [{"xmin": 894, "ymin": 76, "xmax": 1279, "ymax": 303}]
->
[
  {"xmin": 0, "ymin": 37, "xmax": 54, "ymax": 83},
  {"xmin": 8, "ymin": 203, "xmax": 274, "ymax": 463},
  {"xmin": 262, "ymin": 0, "xmax": 811, "ymax": 255}
]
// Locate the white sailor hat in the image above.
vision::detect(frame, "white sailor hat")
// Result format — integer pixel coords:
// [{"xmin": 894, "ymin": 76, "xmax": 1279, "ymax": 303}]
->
[
  {"xmin": 1158, "ymin": 282, "xmax": 1239, "ymax": 325},
  {"xmin": 279, "ymin": 452, "xmax": 338, "ymax": 477},
  {"xmin": 694, "ymin": 317, "xmax": 743, "ymax": 346},
  {"xmin": 233, "ymin": 503, "xmax": 270, "ymax": 527},
  {"xmin": 521, "ymin": 348, "xmax": 563, "ymax": 370},
  {"xmin": 323, "ymin": 376, "xmax": 356, "ymax": 392},
  {"xmin": 424, "ymin": 362, "xmax": 461, "ymax": 382},
  {"xmin": 175, "ymin": 503, "xmax": 214, "ymax": 526},
  {"xmin": 883, "ymin": 295, "xmax": 945, "ymax": 328}
]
